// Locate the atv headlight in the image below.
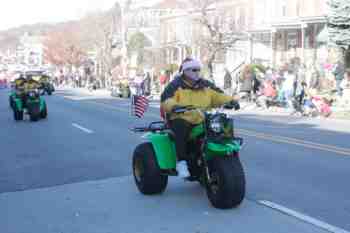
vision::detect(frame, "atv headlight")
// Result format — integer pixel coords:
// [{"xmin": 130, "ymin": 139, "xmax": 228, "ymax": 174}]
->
[{"xmin": 210, "ymin": 119, "xmax": 222, "ymax": 133}]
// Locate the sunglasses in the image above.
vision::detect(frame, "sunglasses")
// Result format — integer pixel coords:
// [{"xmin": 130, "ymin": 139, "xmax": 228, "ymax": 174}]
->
[{"xmin": 191, "ymin": 69, "xmax": 201, "ymax": 72}]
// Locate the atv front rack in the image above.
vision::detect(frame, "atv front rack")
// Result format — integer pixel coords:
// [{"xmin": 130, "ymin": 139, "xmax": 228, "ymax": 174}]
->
[{"xmin": 132, "ymin": 121, "xmax": 169, "ymax": 133}]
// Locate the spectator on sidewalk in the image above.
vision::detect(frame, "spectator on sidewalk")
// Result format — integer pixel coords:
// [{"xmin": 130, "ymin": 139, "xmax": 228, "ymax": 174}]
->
[
  {"xmin": 332, "ymin": 60, "xmax": 345, "ymax": 96},
  {"xmin": 239, "ymin": 65, "xmax": 254, "ymax": 101},
  {"xmin": 309, "ymin": 68, "xmax": 321, "ymax": 92},
  {"xmin": 256, "ymin": 79, "xmax": 277, "ymax": 109},
  {"xmin": 340, "ymin": 69, "xmax": 350, "ymax": 106},
  {"xmin": 223, "ymin": 68, "xmax": 233, "ymax": 96},
  {"xmin": 281, "ymin": 67, "xmax": 296, "ymax": 109},
  {"xmin": 141, "ymin": 72, "xmax": 151, "ymax": 96}
]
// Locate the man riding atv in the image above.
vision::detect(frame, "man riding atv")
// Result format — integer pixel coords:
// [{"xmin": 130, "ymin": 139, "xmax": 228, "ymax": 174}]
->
[
  {"xmin": 160, "ymin": 58, "xmax": 240, "ymax": 178},
  {"xmin": 10, "ymin": 74, "xmax": 48, "ymax": 121},
  {"xmin": 38, "ymin": 74, "xmax": 55, "ymax": 95},
  {"xmin": 9, "ymin": 75, "xmax": 26, "ymax": 108}
]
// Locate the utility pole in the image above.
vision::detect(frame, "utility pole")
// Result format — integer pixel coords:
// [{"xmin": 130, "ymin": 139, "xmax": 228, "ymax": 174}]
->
[{"xmin": 115, "ymin": 0, "xmax": 130, "ymax": 77}]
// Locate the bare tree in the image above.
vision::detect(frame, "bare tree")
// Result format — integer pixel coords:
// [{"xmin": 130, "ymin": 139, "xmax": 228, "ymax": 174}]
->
[
  {"xmin": 75, "ymin": 1, "xmax": 132, "ymax": 87},
  {"xmin": 44, "ymin": 23, "xmax": 86, "ymax": 69},
  {"xmin": 190, "ymin": 0, "xmax": 247, "ymax": 79}
]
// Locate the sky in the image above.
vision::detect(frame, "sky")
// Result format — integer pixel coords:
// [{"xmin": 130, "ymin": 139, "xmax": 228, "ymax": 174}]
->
[{"xmin": 0, "ymin": 0, "xmax": 150, "ymax": 31}]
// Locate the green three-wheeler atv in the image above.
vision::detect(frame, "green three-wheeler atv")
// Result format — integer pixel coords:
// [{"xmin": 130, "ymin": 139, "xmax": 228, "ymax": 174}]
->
[
  {"xmin": 132, "ymin": 104, "xmax": 245, "ymax": 209},
  {"xmin": 10, "ymin": 79, "xmax": 48, "ymax": 122}
]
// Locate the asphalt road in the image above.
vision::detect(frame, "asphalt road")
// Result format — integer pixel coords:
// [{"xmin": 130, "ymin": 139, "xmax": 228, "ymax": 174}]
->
[{"xmin": 0, "ymin": 88, "xmax": 349, "ymax": 233}]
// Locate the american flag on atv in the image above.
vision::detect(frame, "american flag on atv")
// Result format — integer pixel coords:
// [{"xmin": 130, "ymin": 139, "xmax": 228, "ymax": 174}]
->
[{"xmin": 131, "ymin": 95, "xmax": 149, "ymax": 118}]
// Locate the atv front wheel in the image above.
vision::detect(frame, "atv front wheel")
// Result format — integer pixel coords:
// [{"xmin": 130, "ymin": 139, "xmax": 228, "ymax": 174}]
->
[
  {"xmin": 206, "ymin": 156, "xmax": 245, "ymax": 209},
  {"xmin": 132, "ymin": 142, "xmax": 168, "ymax": 195}
]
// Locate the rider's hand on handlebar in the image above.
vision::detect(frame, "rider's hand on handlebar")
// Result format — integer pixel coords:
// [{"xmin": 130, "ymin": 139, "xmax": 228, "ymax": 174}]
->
[
  {"xmin": 172, "ymin": 105, "xmax": 187, "ymax": 114},
  {"xmin": 223, "ymin": 100, "xmax": 240, "ymax": 110},
  {"xmin": 172, "ymin": 105, "xmax": 195, "ymax": 114}
]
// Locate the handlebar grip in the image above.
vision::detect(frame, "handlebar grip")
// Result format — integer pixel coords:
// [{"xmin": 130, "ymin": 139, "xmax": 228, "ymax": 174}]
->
[
  {"xmin": 132, "ymin": 127, "xmax": 147, "ymax": 132},
  {"xmin": 172, "ymin": 105, "xmax": 195, "ymax": 114}
]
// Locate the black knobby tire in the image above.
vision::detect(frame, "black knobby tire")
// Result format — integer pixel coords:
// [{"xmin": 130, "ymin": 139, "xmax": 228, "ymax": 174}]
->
[
  {"xmin": 40, "ymin": 102, "xmax": 48, "ymax": 119},
  {"xmin": 9, "ymin": 96, "xmax": 13, "ymax": 108},
  {"xmin": 30, "ymin": 113, "xmax": 40, "ymax": 122},
  {"xmin": 29, "ymin": 104, "xmax": 40, "ymax": 122},
  {"xmin": 206, "ymin": 156, "xmax": 245, "ymax": 209},
  {"xmin": 14, "ymin": 109, "xmax": 23, "ymax": 121},
  {"xmin": 132, "ymin": 142, "xmax": 168, "ymax": 195}
]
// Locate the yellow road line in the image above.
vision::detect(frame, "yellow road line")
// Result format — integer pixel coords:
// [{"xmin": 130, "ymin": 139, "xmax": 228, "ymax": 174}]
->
[{"xmin": 237, "ymin": 129, "xmax": 350, "ymax": 156}]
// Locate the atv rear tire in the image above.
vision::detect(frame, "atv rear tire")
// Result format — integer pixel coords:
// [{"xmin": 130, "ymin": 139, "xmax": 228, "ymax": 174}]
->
[
  {"xmin": 206, "ymin": 156, "xmax": 245, "ymax": 209},
  {"xmin": 30, "ymin": 113, "xmax": 40, "ymax": 122},
  {"xmin": 40, "ymin": 102, "xmax": 48, "ymax": 119},
  {"xmin": 10, "ymin": 97, "xmax": 15, "ymax": 109},
  {"xmin": 132, "ymin": 142, "xmax": 168, "ymax": 195},
  {"xmin": 14, "ymin": 109, "xmax": 23, "ymax": 121}
]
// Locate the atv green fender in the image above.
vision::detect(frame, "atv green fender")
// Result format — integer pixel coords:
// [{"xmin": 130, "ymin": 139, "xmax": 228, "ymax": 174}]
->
[
  {"xmin": 205, "ymin": 141, "xmax": 241, "ymax": 160},
  {"xmin": 145, "ymin": 132, "xmax": 177, "ymax": 170},
  {"xmin": 14, "ymin": 98, "xmax": 23, "ymax": 111},
  {"xmin": 9, "ymin": 91, "xmax": 16, "ymax": 98},
  {"xmin": 39, "ymin": 98, "xmax": 46, "ymax": 111},
  {"xmin": 146, "ymin": 124, "xmax": 206, "ymax": 170}
]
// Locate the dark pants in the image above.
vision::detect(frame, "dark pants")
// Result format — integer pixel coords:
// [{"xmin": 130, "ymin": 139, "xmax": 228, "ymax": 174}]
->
[
  {"xmin": 169, "ymin": 119, "xmax": 194, "ymax": 161},
  {"xmin": 336, "ymin": 79, "xmax": 343, "ymax": 96}
]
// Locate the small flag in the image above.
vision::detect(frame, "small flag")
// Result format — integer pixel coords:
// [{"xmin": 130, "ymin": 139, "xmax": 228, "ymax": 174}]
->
[{"xmin": 132, "ymin": 95, "xmax": 149, "ymax": 118}]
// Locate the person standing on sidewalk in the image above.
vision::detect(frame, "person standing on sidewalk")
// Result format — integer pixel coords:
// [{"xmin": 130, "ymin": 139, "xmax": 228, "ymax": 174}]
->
[
  {"xmin": 333, "ymin": 60, "xmax": 345, "ymax": 96},
  {"xmin": 223, "ymin": 68, "xmax": 233, "ymax": 96},
  {"xmin": 340, "ymin": 69, "xmax": 350, "ymax": 106}
]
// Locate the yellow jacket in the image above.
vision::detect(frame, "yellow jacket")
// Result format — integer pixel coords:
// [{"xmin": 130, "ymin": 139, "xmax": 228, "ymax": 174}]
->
[
  {"xmin": 24, "ymin": 79, "xmax": 40, "ymax": 92},
  {"xmin": 161, "ymin": 75, "xmax": 234, "ymax": 124}
]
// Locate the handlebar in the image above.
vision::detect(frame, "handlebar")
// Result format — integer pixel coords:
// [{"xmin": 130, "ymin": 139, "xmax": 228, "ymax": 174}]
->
[
  {"xmin": 132, "ymin": 121, "xmax": 169, "ymax": 133},
  {"xmin": 172, "ymin": 105, "xmax": 196, "ymax": 114},
  {"xmin": 171, "ymin": 101, "xmax": 240, "ymax": 114}
]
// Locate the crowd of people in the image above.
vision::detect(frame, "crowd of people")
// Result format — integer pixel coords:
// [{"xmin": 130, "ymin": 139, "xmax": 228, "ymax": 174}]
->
[{"xmin": 223, "ymin": 58, "xmax": 350, "ymax": 118}]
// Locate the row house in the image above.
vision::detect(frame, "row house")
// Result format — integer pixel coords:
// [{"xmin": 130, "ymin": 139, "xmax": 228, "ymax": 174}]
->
[
  {"xmin": 158, "ymin": 0, "xmax": 252, "ymax": 77},
  {"xmin": 126, "ymin": 0, "xmax": 331, "ymax": 81},
  {"xmin": 158, "ymin": 0, "xmax": 330, "ymax": 73},
  {"xmin": 248, "ymin": 0, "xmax": 329, "ymax": 67}
]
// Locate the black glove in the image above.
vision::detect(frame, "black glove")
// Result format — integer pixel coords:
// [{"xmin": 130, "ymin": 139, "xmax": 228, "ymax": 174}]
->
[
  {"xmin": 224, "ymin": 100, "xmax": 240, "ymax": 110},
  {"xmin": 172, "ymin": 105, "xmax": 195, "ymax": 113},
  {"xmin": 172, "ymin": 105, "xmax": 188, "ymax": 114}
]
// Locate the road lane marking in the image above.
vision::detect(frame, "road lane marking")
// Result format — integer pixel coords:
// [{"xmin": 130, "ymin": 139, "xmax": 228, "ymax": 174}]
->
[
  {"xmin": 258, "ymin": 200, "xmax": 350, "ymax": 233},
  {"xmin": 72, "ymin": 123, "xmax": 94, "ymax": 134},
  {"xmin": 237, "ymin": 129, "xmax": 350, "ymax": 156}
]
